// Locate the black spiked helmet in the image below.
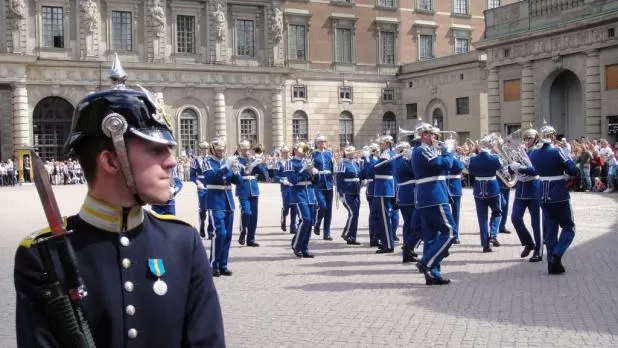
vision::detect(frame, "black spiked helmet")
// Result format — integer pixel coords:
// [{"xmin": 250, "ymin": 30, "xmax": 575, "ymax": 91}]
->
[{"xmin": 65, "ymin": 53, "xmax": 176, "ymax": 153}]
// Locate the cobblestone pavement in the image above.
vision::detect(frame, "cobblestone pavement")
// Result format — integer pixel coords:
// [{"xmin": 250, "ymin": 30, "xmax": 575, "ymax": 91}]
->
[{"xmin": 1, "ymin": 184, "xmax": 618, "ymax": 347}]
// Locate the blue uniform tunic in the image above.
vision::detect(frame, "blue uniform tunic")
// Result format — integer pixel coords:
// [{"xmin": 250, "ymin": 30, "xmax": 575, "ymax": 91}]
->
[
  {"xmin": 336, "ymin": 159, "xmax": 363, "ymax": 242},
  {"xmin": 468, "ymin": 149, "xmax": 503, "ymax": 248}
]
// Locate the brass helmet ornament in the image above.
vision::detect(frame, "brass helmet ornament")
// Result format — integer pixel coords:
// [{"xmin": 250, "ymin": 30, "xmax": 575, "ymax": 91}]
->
[{"xmin": 65, "ymin": 53, "xmax": 177, "ymax": 205}]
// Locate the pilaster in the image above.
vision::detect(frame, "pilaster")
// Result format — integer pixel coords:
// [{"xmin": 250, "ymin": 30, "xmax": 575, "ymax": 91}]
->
[
  {"xmin": 520, "ymin": 61, "xmax": 535, "ymax": 126},
  {"xmin": 585, "ymin": 49, "xmax": 601, "ymax": 137},
  {"xmin": 271, "ymin": 88, "xmax": 284, "ymax": 148},
  {"xmin": 12, "ymin": 83, "xmax": 29, "ymax": 147},
  {"xmin": 214, "ymin": 88, "xmax": 227, "ymax": 140},
  {"xmin": 487, "ymin": 66, "xmax": 501, "ymax": 134}
]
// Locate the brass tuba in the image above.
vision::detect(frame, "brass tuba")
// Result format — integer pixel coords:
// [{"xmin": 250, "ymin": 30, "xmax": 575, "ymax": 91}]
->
[
  {"xmin": 479, "ymin": 133, "xmax": 517, "ymax": 188},
  {"xmin": 503, "ymin": 129, "xmax": 533, "ymax": 168}
]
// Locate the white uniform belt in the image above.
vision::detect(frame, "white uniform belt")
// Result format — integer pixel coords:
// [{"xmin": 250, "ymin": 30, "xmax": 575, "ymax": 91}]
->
[
  {"xmin": 242, "ymin": 176, "xmax": 256, "ymax": 180},
  {"xmin": 366, "ymin": 179, "xmax": 374, "ymax": 183},
  {"xmin": 398, "ymin": 179, "xmax": 417, "ymax": 186},
  {"xmin": 476, "ymin": 176, "xmax": 496, "ymax": 181},
  {"xmin": 374, "ymin": 175, "xmax": 393, "ymax": 180},
  {"xmin": 319, "ymin": 170, "xmax": 332, "ymax": 174},
  {"xmin": 539, "ymin": 175, "xmax": 566, "ymax": 181},
  {"xmin": 207, "ymin": 185, "xmax": 232, "ymax": 190},
  {"xmin": 344, "ymin": 178, "xmax": 360, "ymax": 182},
  {"xmin": 416, "ymin": 175, "xmax": 446, "ymax": 184},
  {"xmin": 296, "ymin": 181, "xmax": 312, "ymax": 186},
  {"xmin": 197, "ymin": 175, "xmax": 205, "ymax": 179},
  {"xmin": 447, "ymin": 174, "xmax": 461, "ymax": 180},
  {"xmin": 519, "ymin": 175, "xmax": 540, "ymax": 182}
]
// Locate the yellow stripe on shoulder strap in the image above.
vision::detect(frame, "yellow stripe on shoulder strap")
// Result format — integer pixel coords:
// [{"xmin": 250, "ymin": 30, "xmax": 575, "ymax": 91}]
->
[
  {"xmin": 19, "ymin": 217, "xmax": 68, "ymax": 248},
  {"xmin": 149, "ymin": 210, "xmax": 193, "ymax": 228}
]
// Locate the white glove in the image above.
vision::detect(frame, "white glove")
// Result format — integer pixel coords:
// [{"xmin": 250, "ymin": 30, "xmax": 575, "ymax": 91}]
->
[
  {"xmin": 362, "ymin": 151, "xmax": 369, "ymax": 158},
  {"xmin": 380, "ymin": 152, "xmax": 390, "ymax": 160},
  {"xmin": 280, "ymin": 178, "xmax": 292, "ymax": 186},
  {"xmin": 443, "ymin": 139, "xmax": 455, "ymax": 153},
  {"xmin": 509, "ymin": 162, "xmax": 522, "ymax": 171},
  {"xmin": 403, "ymin": 149, "xmax": 413, "ymax": 161},
  {"xmin": 197, "ymin": 182, "xmax": 205, "ymax": 190},
  {"xmin": 311, "ymin": 168, "xmax": 319, "ymax": 175}
]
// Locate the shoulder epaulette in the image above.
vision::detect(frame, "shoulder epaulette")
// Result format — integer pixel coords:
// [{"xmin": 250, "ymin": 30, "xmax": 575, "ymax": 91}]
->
[
  {"xmin": 19, "ymin": 217, "xmax": 69, "ymax": 248},
  {"xmin": 149, "ymin": 211, "xmax": 194, "ymax": 229}
]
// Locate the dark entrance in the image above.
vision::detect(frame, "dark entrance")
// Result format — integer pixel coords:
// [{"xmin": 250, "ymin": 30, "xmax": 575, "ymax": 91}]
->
[{"xmin": 33, "ymin": 97, "xmax": 74, "ymax": 161}]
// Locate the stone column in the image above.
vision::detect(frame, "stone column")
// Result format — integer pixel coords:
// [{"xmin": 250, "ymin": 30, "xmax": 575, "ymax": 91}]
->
[
  {"xmin": 12, "ymin": 83, "xmax": 29, "ymax": 147},
  {"xmin": 487, "ymin": 66, "xmax": 501, "ymax": 133},
  {"xmin": 585, "ymin": 49, "xmax": 601, "ymax": 137},
  {"xmin": 271, "ymin": 88, "xmax": 284, "ymax": 148},
  {"xmin": 214, "ymin": 88, "xmax": 227, "ymax": 141},
  {"xmin": 520, "ymin": 61, "xmax": 535, "ymax": 127}
]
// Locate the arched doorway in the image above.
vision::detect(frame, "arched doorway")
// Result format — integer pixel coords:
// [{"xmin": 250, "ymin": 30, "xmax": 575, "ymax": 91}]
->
[
  {"xmin": 432, "ymin": 108, "xmax": 444, "ymax": 130},
  {"xmin": 33, "ymin": 97, "xmax": 74, "ymax": 161},
  {"xmin": 382, "ymin": 111, "xmax": 397, "ymax": 141},
  {"xmin": 539, "ymin": 69, "xmax": 583, "ymax": 139}
]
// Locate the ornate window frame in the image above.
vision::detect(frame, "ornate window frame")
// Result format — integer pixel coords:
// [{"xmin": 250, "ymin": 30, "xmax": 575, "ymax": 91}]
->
[
  {"xmin": 376, "ymin": 0, "xmax": 398, "ymax": 11},
  {"xmin": 375, "ymin": 17, "xmax": 399, "ymax": 67},
  {"xmin": 231, "ymin": 5, "xmax": 262, "ymax": 67},
  {"xmin": 292, "ymin": 110, "xmax": 309, "ymax": 142},
  {"xmin": 452, "ymin": 0, "xmax": 471, "ymax": 18},
  {"xmin": 284, "ymin": 8, "xmax": 312, "ymax": 67},
  {"xmin": 451, "ymin": 24, "xmax": 472, "ymax": 54},
  {"xmin": 106, "ymin": 0, "xmax": 140, "ymax": 61},
  {"xmin": 170, "ymin": 0, "xmax": 203, "ymax": 63},
  {"xmin": 415, "ymin": 0, "xmax": 434, "ymax": 14},
  {"xmin": 237, "ymin": 106, "xmax": 261, "ymax": 145},
  {"xmin": 176, "ymin": 105, "xmax": 202, "ymax": 155},
  {"xmin": 330, "ymin": 13, "xmax": 357, "ymax": 70},
  {"xmin": 36, "ymin": 0, "xmax": 72, "ymax": 58},
  {"xmin": 413, "ymin": 20, "xmax": 438, "ymax": 61}
]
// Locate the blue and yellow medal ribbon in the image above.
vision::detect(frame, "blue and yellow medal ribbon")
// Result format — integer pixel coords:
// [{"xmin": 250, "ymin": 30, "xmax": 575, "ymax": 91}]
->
[{"xmin": 148, "ymin": 259, "xmax": 166, "ymax": 278}]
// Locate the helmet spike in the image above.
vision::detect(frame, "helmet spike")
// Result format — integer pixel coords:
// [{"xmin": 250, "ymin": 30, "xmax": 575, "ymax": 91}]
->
[{"xmin": 109, "ymin": 52, "xmax": 127, "ymax": 88}]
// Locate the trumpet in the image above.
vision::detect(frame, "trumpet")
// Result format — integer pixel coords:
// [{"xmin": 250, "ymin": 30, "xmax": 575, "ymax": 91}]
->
[{"xmin": 398, "ymin": 126, "xmax": 416, "ymax": 137}]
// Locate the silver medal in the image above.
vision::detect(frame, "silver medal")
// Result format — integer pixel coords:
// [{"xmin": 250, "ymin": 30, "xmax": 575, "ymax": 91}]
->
[{"xmin": 153, "ymin": 279, "xmax": 168, "ymax": 296}]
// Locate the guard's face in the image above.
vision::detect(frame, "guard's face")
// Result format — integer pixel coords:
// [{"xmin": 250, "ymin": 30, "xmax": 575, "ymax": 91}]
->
[
  {"xmin": 128, "ymin": 138, "xmax": 177, "ymax": 205},
  {"xmin": 524, "ymin": 136, "xmax": 536, "ymax": 148},
  {"xmin": 214, "ymin": 148, "xmax": 225, "ymax": 158},
  {"xmin": 316, "ymin": 140, "xmax": 326, "ymax": 149},
  {"xmin": 281, "ymin": 151, "xmax": 289, "ymax": 159},
  {"xmin": 200, "ymin": 148, "xmax": 209, "ymax": 156},
  {"xmin": 240, "ymin": 148, "xmax": 250, "ymax": 156}
]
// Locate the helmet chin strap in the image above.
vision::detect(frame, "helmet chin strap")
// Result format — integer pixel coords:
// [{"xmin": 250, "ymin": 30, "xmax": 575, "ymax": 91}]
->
[{"xmin": 102, "ymin": 113, "xmax": 145, "ymax": 206}]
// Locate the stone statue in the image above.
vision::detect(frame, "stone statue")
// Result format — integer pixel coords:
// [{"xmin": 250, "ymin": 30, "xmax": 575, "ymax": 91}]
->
[
  {"xmin": 272, "ymin": 8, "xmax": 283, "ymax": 43},
  {"xmin": 80, "ymin": 0, "xmax": 99, "ymax": 34},
  {"xmin": 150, "ymin": 0, "xmax": 165, "ymax": 38},
  {"xmin": 9, "ymin": 0, "xmax": 26, "ymax": 30},
  {"xmin": 213, "ymin": 3, "xmax": 226, "ymax": 41}
]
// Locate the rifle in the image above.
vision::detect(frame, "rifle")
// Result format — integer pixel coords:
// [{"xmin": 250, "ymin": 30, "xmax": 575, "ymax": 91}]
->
[{"xmin": 29, "ymin": 149, "xmax": 96, "ymax": 348}]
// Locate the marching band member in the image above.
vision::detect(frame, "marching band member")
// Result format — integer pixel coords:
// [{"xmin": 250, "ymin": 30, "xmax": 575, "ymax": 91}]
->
[
  {"xmin": 205, "ymin": 138, "xmax": 243, "ymax": 276},
  {"xmin": 389, "ymin": 136, "xmax": 402, "ymax": 242},
  {"xmin": 151, "ymin": 166, "xmax": 183, "ymax": 215},
  {"xmin": 372, "ymin": 135, "xmax": 397, "ymax": 253},
  {"xmin": 529, "ymin": 123, "xmax": 578, "ymax": 274},
  {"xmin": 190, "ymin": 142, "xmax": 212, "ymax": 238},
  {"xmin": 498, "ymin": 180, "xmax": 512, "ymax": 234},
  {"xmin": 275, "ymin": 146, "xmax": 297, "ymax": 234},
  {"xmin": 395, "ymin": 140, "xmax": 421, "ymax": 263},
  {"xmin": 448, "ymin": 145, "xmax": 465, "ymax": 244},
  {"xmin": 336, "ymin": 145, "xmax": 363, "ymax": 245},
  {"xmin": 312, "ymin": 133, "xmax": 335, "ymax": 240},
  {"xmin": 287, "ymin": 142, "xmax": 318, "ymax": 258},
  {"xmin": 509, "ymin": 126, "xmax": 543, "ymax": 262},
  {"xmin": 412, "ymin": 123, "xmax": 456, "ymax": 285},
  {"xmin": 468, "ymin": 136, "xmax": 503, "ymax": 252},
  {"xmin": 362, "ymin": 142, "xmax": 379, "ymax": 247},
  {"xmin": 236, "ymin": 140, "xmax": 269, "ymax": 247}
]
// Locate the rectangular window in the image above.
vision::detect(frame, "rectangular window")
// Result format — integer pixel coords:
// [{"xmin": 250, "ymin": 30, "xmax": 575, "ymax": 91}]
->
[
  {"xmin": 339, "ymin": 118, "xmax": 354, "ymax": 148},
  {"xmin": 382, "ymin": 88, "xmax": 394, "ymax": 102},
  {"xmin": 336, "ymin": 28, "xmax": 352, "ymax": 63},
  {"xmin": 240, "ymin": 118, "xmax": 258, "ymax": 144},
  {"xmin": 406, "ymin": 103, "xmax": 418, "ymax": 119},
  {"xmin": 606, "ymin": 64, "xmax": 618, "ymax": 90},
  {"xmin": 288, "ymin": 24, "xmax": 306, "ymax": 60},
  {"xmin": 456, "ymin": 97, "xmax": 469, "ymax": 115},
  {"xmin": 176, "ymin": 15, "xmax": 196, "ymax": 54},
  {"xmin": 419, "ymin": 35, "xmax": 433, "ymax": 60},
  {"xmin": 236, "ymin": 20, "xmax": 254, "ymax": 57},
  {"xmin": 455, "ymin": 38, "xmax": 469, "ymax": 54},
  {"xmin": 417, "ymin": 0, "xmax": 433, "ymax": 11},
  {"xmin": 487, "ymin": 0, "xmax": 502, "ymax": 9},
  {"xmin": 339, "ymin": 87, "xmax": 353, "ymax": 101},
  {"xmin": 292, "ymin": 119, "xmax": 308, "ymax": 142},
  {"xmin": 454, "ymin": 0, "xmax": 468, "ymax": 14},
  {"xmin": 504, "ymin": 79, "xmax": 521, "ymax": 101},
  {"xmin": 179, "ymin": 118, "xmax": 198, "ymax": 153},
  {"xmin": 42, "ymin": 6, "xmax": 64, "ymax": 48},
  {"xmin": 292, "ymin": 85, "xmax": 307, "ymax": 100},
  {"xmin": 380, "ymin": 32, "xmax": 395, "ymax": 65},
  {"xmin": 378, "ymin": 0, "xmax": 395, "ymax": 8},
  {"xmin": 112, "ymin": 11, "xmax": 132, "ymax": 51}
]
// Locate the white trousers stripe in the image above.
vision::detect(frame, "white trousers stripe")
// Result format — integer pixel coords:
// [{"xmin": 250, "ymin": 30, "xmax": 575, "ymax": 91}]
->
[
  {"xmin": 380, "ymin": 198, "xmax": 392, "ymax": 249},
  {"xmin": 427, "ymin": 205, "xmax": 454, "ymax": 268},
  {"xmin": 341, "ymin": 195, "xmax": 353, "ymax": 239},
  {"xmin": 292, "ymin": 204, "xmax": 303, "ymax": 250}
]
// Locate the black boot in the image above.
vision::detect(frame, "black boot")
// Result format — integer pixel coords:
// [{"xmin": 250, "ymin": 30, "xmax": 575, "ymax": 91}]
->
[{"xmin": 402, "ymin": 248, "xmax": 418, "ymax": 263}]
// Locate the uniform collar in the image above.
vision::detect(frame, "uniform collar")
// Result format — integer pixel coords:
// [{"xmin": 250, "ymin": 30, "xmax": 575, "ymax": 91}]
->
[{"xmin": 78, "ymin": 194, "xmax": 144, "ymax": 233}]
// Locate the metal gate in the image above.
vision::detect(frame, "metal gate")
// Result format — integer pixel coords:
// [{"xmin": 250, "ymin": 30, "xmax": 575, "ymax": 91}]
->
[{"xmin": 33, "ymin": 97, "xmax": 74, "ymax": 161}]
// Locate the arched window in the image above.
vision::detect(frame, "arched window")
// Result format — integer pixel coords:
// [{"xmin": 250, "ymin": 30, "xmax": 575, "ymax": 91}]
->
[
  {"xmin": 382, "ymin": 111, "xmax": 397, "ymax": 141},
  {"xmin": 292, "ymin": 110, "xmax": 308, "ymax": 142},
  {"xmin": 240, "ymin": 109, "xmax": 258, "ymax": 145},
  {"xmin": 432, "ymin": 108, "xmax": 444, "ymax": 130},
  {"xmin": 179, "ymin": 108, "xmax": 199, "ymax": 156},
  {"xmin": 339, "ymin": 111, "xmax": 354, "ymax": 148},
  {"xmin": 33, "ymin": 97, "xmax": 74, "ymax": 161}
]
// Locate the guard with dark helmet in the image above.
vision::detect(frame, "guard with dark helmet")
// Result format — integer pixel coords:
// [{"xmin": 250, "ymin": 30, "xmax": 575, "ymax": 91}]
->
[
  {"xmin": 13, "ymin": 54, "xmax": 226, "ymax": 347},
  {"xmin": 529, "ymin": 122, "xmax": 578, "ymax": 274}
]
